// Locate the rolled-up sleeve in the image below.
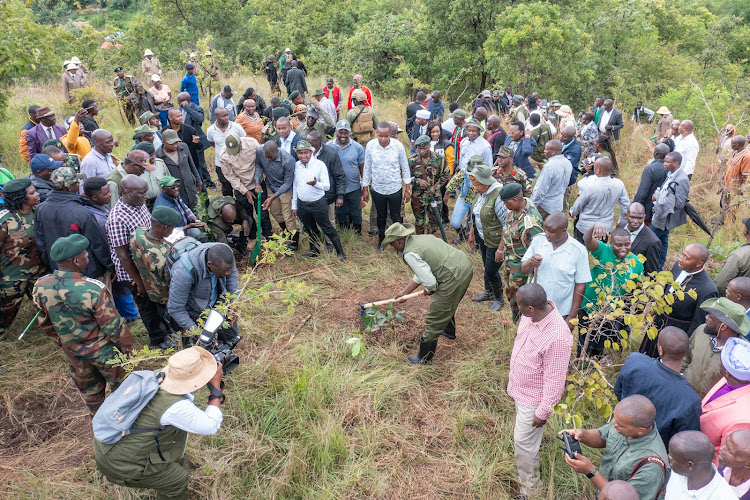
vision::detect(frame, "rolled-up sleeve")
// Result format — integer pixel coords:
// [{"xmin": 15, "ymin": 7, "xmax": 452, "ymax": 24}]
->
[{"xmin": 403, "ymin": 252, "xmax": 437, "ymax": 291}]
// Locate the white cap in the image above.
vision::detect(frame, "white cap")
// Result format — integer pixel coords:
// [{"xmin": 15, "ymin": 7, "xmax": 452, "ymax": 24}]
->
[
  {"xmin": 151, "ymin": 74, "xmax": 161, "ymax": 82},
  {"xmin": 144, "ymin": 49, "xmax": 154, "ymax": 56},
  {"xmin": 70, "ymin": 56, "xmax": 82, "ymax": 64},
  {"xmin": 285, "ymin": 47, "xmax": 291, "ymax": 53},
  {"xmin": 416, "ymin": 110, "xmax": 431, "ymax": 120},
  {"xmin": 66, "ymin": 63, "xmax": 79, "ymax": 70}
]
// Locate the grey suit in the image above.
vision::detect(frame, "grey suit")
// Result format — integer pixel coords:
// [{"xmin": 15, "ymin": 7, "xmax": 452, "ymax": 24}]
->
[{"xmin": 285, "ymin": 68, "xmax": 308, "ymax": 96}]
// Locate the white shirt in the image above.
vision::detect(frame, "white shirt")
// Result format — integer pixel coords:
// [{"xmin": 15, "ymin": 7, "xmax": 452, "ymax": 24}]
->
[
  {"xmin": 675, "ymin": 132, "xmax": 700, "ymax": 175},
  {"xmin": 665, "ymin": 467, "xmax": 739, "ymax": 500},
  {"xmin": 159, "ymin": 393, "xmax": 223, "ymax": 435},
  {"xmin": 629, "ymin": 223, "xmax": 645, "ymax": 243},
  {"xmin": 599, "ymin": 109, "xmax": 612, "ymax": 133},
  {"xmin": 318, "ymin": 97, "xmax": 338, "ymax": 124},
  {"xmin": 458, "ymin": 135, "xmax": 492, "ymax": 170},
  {"xmin": 522, "ymin": 234, "xmax": 592, "ymax": 316},
  {"xmin": 279, "ymin": 131, "xmax": 297, "ymax": 155},
  {"xmin": 292, "ymin": 157, "xmax": 330, "ymax": 209},
  {"xmin": 206, "ymin": 122, "xmax": 246, "ymax": 167},
  {"xmin": 441, "ymin": 118, "xmax": 457, "ymax": 136},
  {"xmin": 668, "ymin": 266, "xmax": 705, "ymax": 293},
  {"xmin": 362, "ymin": 138, "xmax": 411, "ymax": 195}
]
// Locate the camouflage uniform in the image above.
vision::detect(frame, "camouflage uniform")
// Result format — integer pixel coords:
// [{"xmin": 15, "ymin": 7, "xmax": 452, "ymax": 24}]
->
[
  {"xmin": 261, "ymin": 122, "xmax": 279, "ymax": 143},
  {"xmin": 32, "ymin": 271, "xmax": 133, "ymax": 414},
  {"xmin": 129, "ymin": 228, "xmax": 172, "ymax": 305},
  {"xmin": 502, "ymin": 198, "xmax": 544, "ymax": 321},
  {"xmin": 0, "ymin": 210, "xmax": 44, "ymax": 335},
  {"xmin": 494, "ymin": 167, "xmax": 531, "ymax": 198},
  {"xmin": 408, "ymin": 151, "xmax": 448, "ymax": 234},
  {"xmin": 63, "ymin": 153, "xmax": 81, "ymax": 172},
  {"xmin": 113, "ymin": 75, "xmax": 137, "ymax": 125}
]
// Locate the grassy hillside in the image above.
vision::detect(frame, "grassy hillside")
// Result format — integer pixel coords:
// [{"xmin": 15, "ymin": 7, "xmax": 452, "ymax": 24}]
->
[{"xmin": 0, "ymin": 71, "xmax": 745, "ymax": 499}]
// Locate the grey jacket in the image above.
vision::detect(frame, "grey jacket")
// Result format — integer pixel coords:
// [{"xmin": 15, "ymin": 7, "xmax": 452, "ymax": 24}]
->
[
  {"xmin": 285, "ymin": 68, "xmax": 307, "ymax": 95},
  {"xmin": 155, "ymin": 143, "xmax": 201, "ymax": 208},
  {"xmin": 652, "ymin": 169, "xmax": 690, "ymax": 231},
  {"xmin": 167, "ymin": 243, "xmax": 239, "ymax": 332}
]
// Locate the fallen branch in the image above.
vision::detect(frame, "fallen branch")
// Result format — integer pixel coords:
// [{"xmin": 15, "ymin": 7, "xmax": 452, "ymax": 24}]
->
[{"xmin": 284, "ymin": 314, "xmax": 312, "ymax": 346}]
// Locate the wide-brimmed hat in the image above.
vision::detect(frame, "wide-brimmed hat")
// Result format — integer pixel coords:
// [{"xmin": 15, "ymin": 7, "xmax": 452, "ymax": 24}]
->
[
  {"xmin": 512, "ymin": 94, "xmax": 523, "ymax": 104},
  {"xmin": 468, "ymin": 164, "xmax": 495, "ymax": 185},
  {"xmin": 657, "ymin": 106, "xmax": 671, "ymax": 115},
  {"xmin": 294, "ymin": 140, "xmax": 314, "ymax": 152},
  {"xmin": 549, "ymin": 100, "xmax": 561, "ymax": 107},
  {"xmin": 556, "ymin": 105, "xmax": 573, "ymax": 117},
  {"xmin": 450, "ymin": 109, "xmax": 467, "ymax": 120},
  {"xmin": 382, "ymin": 222, "xmax": 415, "ymax": 247},
  {"xmin": 312, "ymin": 88, "xmax": 325, "ymax": 97},
  {"xmin": 144, "ymin": 49, "xmax": 154, "ymax": 56},
  {"xmin": 139, "ymin": 111, "xmax": 156, "ymax": 124},
  {"xmin": 133, "ymin": 123, "xmax": 158, "ymax": 139},
  {"xmin": 464, "ymin": 118, "xmax": 485, "ymax": 133},
  {"xmin": 70, "ymin": 56, "xmax": 82, "ymax": 64},
  {"xmin": 701, "ymin": 297, "xmax": 750, "ymax": 335},
  {"xmin": 293, "ymin": 104, "xmax": 308, "ymax": 116},
  {"xmin": 66, "ymin": 63, "xmax": 79, "ymax": 71},
  {"xmin": 160, "ymin": 346, "xmax": 217, "ymax": 395}
]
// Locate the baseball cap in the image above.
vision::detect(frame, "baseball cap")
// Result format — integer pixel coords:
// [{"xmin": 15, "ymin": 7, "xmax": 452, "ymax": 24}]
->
[{"xmin": 30, "ymin": 153, "xmax": 63, "ymax": 172}]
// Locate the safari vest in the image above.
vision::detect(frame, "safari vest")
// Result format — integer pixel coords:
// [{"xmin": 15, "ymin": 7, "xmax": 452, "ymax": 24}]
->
[
  {"xmin": 403, "ymin": 234, "xmax": 472, "ymax": 285},
  {"xmin": 510, "ymin": 105, "xmax": 528, "ymax": 123},
  {"xmin": 351, "ymin": 106, "xmax": 375, "ymax": 144},
  {"xmin": 479, "ymin": 186, "xmax": 503, "ymax": 248},
  {"xmin": 94, "ymin": 389, "xmax": 188, "ymax": 479}
]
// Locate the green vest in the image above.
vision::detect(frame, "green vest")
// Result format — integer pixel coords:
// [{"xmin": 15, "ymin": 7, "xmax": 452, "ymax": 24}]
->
[
  {"xmin": 530, "ymin": 123, "xmax": 552, "ymax": 162},
  {"xmin": 94, "ymin": 389, "xmax": 188, "ymax": 479},
  {"xmin": 106, "ymin": 167, "xmax": 124, "ymax": 187},
  {"xmin": 403, "ymin": 234, "xmax": 472, "ymax": 285},
  {"xmin": 479, "ymin": 186, "xmax": 503, "ymax": 248}
]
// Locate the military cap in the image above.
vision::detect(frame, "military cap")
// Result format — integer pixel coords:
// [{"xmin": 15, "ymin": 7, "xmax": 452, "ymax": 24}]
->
[
  {"xmin": 468, "ymin": 164, "xmax": 495, "ymax": 185},
  {"xmin": 159, "ymin": 176, "xmax": 180, "ymax": 188},
  {"xmin": 450, "ymin": 109, "xmax": 467, "ymax": 120},
  {"xmin": 225, "ymin": 133, "xmax": 241, "ymax": 155},
  {"xmin": 30, "ymin": 153, "xmax": 63, "ymax": 172},
  {"xmin": 272, "ymin": 107, "xmax": 290, "ymax": 118},
  {"xmin": 313, "ymin": 88, "xmax": 325, "ymax": 96},
  {"xmin": 335, "ymin": 120, "xmax": 351, "ymax": 132},
  {"xmin": 134, "ymin": 141, "xmax": 155, "ymax": 154},
  {"xmin": 162, "ymin": 129, "xmax": 181, "ymax": 145},
  {"xmin": 139, "ymin": 111, "xmax": 156, "ymax": 124},
  {"xmin": 42, "ymin": 138, "xmax": 64, "ymax": 150},
  {"xmin": 49, "ymin": 234, "xmax": 89, "ymax": 262},
  {"xmin": 352, "ymin": 89, "xmax": 367, "ymax": 101},
  {"xmin": 701, "ymin": 297, "xmax": 750, "ymax": 335},
  {"xmin": 294, "ymin": 140, "xmax": 314, "ymax": 152},
  {"xmin": 113, "ymin": 66, "xmax": 123, "ymax": 73},
  {"xmin": 549, "ymin": 100, "xmax": 561, "ymax": 107},
  {"xmin": 415, "ymin": 135, "xmax": 431, "ymax": 147},
  {"xmin": 492, "ymin": 90, "xmax": 500, "ymax": 97},
  {"xmin": 288, "ymin": 90, "xmax": 300, "ymax": 100},
  {"xmin": 185, "ymin": 63, "xmax": 195, "ymax": 70},
  {"xmin": 467, "ymin": 155, "xmax": 486, "ymax": 169},
  {"xmin": 2, "ymin": 178, "xmax": 32, "ymax": 193},
  {"xmin": 307, "ymin": 107, "xmax": 320, "ymax": 119},
  {"xmin": 382, "ymin": 222, "xmax": 415, "ymax": 247},
  {"xmin": 50, "ymin": 167, "xmax": 83, "ymax": 189},
  {"xmin": 496, "ymin": 146, "xmax": 515, "ymax": 158},
  {"xmin": 500, "ymin": 182, "xmax": 523, "ymax": 201},
  {"xmin": 152, "ymin": 206, "xmax": 182, "ymax": 227}
]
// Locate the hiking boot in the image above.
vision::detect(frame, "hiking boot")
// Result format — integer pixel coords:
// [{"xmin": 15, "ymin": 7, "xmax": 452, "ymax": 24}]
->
[
  {"xmin": 472, "ymin": 290, "xmax": 494, "ymax": 302},
  {"xmin": 407, "ymin": 340, "xmax": 438, "ymax": 364},
  {"xmin": 489, "ymin": 297, "xmax": 505, "ymax": 311},
  {"xmin": 151, "ymin": 338, "xmax": 178, "ymax": 350}
]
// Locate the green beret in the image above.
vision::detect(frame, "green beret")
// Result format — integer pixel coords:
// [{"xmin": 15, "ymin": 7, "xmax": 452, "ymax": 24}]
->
[
  {"xmin": 151, "ymin": 206, "xmax": 182, "ymax": 226},
  {"xmin": 2, "ymin": 178, "xmax": 32, "ymax": 193},
  {"xmin": 272, "ymin": 107, "xmax": 290, "ymax": 118},
  {"xmin": 288, "ymin": 90, "xmax": 300, "ymax": 100},
  {"xmin": 49, "ymin": 234, "xmax": 89, "ymax": 262},
  {"xmin": 415, "ymin": 135, "xmax": 431, "ymax": 147},
  {"xmin": 500, "ymin": 182, "xmax": 523, "ymax": 201}
]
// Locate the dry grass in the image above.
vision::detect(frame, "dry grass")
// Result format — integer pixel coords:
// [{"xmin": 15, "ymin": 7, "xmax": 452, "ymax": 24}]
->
[{"xmin": 0, "ymin": 73, "xmax": 745, "ymax": 499}]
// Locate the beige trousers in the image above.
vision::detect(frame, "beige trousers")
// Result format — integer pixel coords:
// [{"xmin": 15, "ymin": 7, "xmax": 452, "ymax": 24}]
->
[
  {"xmin": 268, "ymin": 190, "xmax": 298, "ymax": 232},
  {"xmin": 514, "ymin": 402, "xmax": 544, "ymax": 496},
  {"xmin": 327, "ymin": 202, "xmax": 336, "ymax": 228}
]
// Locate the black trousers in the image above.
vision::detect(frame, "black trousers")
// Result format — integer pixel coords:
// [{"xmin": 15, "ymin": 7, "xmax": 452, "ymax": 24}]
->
[
  {"xmin": 234, "ymin": 189, "xmax": 273, "ymax": 240},
  {"xmin": 254, "ymin": 180, "xmax": 275, "ymax": 238},
  {"xmin": 216, "ymin": 166, "xmax": 233, "ymax": 196},
  {"xmin": 371, "ymin": 188, "xmax": 403, "ymax": 242},
  {"xmin": 577, "ymin": 308, "xmax": 626, "ymax": 357},
  {"xmin": 124, "ymin": 281, "xmax": 171, "ymax": 345},
  {"xmin": 297, "ymin": 197, "xmax": 341, "ymax": 254}
]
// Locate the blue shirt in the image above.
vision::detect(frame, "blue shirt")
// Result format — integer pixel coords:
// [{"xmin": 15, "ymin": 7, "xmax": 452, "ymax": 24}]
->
[
  {"xmin": 180, "ymin": 73, "xmax": 200, "ymax": 106},
  {"xmin": 327, "ymin": 138, "xmax": 365, "ymax": 194},
  {"xmin": 427, "ymin": 100, "xmax": 445, "ymax": 120}
]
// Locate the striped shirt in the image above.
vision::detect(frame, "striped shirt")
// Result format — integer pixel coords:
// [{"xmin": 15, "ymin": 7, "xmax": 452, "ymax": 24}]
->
[{"xmin": 507, "ymin": 301, "xmax": 573, "ymax": 420}]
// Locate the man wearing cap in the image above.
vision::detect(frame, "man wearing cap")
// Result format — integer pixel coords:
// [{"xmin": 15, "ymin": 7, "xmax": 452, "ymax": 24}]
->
[
  {"xmin": 139, "ymin": 110, "xmax": 163, "ymax": 149},
  {"xmin": 153, "ymin": 176, "xmax": 205, "ymax": 239},
  {"xmin": 284, "ymin": 61, "xmax": 307, "ymax": 98},
  {"xmin": 94, "ymin": 346, "xmax": 224, "ymax": 499},
  {"xmin": 131, "ymin": 79, "xmax": 157, "ymax": 119},
  {"xmin": 0, "ymin": 178, "xmax": 43, "ymax": 338},
  {"xmin": 384, "ymin": 222, "xmax": 473, "ymax": 363},
  {"xmin": 207, "ymin": 107, "xmax": 247, "ymax": 196},
  {"xmin": 291, "ymin": 140, "xmax": 345, "ymax": 260},
  {"xmin": 458, "ymin": 119, "xmax": 492, "ymax": 171},
  {"xmin": 297, "ymin": 105, "xmax": 335, "ymax": 140},
  {"xmin": 681, "ymin": 298, "xmax": 750, "ymax": 397},
  {"xmin": 26, "ymin": 107, "xmax": 68, "ymax": 161},
  {"xmin": 180, "ymin": 63, "xmax": 200, "ymax": 106},
  {"xmin": 113, "ymin": 66, "xmax": 137, "ymax": 124},
  {"xmin": 62, "ymin": 63, "xmax": 87, "ymax": 104},
  {"xmin": 27, "ymin": 153, "xmax": 63, "ymax": 202},
  {"xmin": 141, "ymin": 49, "xmax": 161, "ymax": 83},
  {"xmin": 327, "ymin": 120, "xmax": 366, "ymax": 234},
  {"xmin": 346, "ymin": 74, "xmax": 373, "ymax": 110},
  {"xmin": 33, "ymin": 234, "xmax": 132, "ymax": 414},
  {"xmin": 410, "ymin": 109, "xmax": 432, "ymax": 152},
  {"xmin": 715, "ymin": 219, "xmax": 750, "ymax": 295},
  {"xmin": 209, "ymin": 85, "xmax": 236, "ymax": 124},
  {"xmin": 656, "ymin": 107, "xmax": 673, "ymax": 139},
  {"xmin": 220, "ymin": 133, "xmax": 266, "ymax": 243},
  {"xmin": 35, "ymin": 167, "xmax": 113, "ymax": 280},
  {"xmin": 510, "ymin": 95, "xmax": 528, "ymax": 124},
  {"xmin": 493, "ymin": 146, "xmax": 531, "ymax": 196},
  {"xmin": 473, "ymin": 90, "xmax": 497, "ymax": 115},
  {"xmin": 409, "ymin": 135, "xmax": 449, "ymax": 235},
  {"xmin": 701, "ymin": 337, "xmax": 750, "ymax": 462},
  {"xmin": 107, "ymin": 150, "xmax": 163, "ymax": 207},
  {"xmin": 346, "ymin": 90, "xmax": 378, "ymax": 147},
  {"xmin": 631, "ymin": 101, "xmax": 654, "ymax": 123},
  {"xmin": 80, "ymin": 129, "xmax": 117, "ymax": 179},
  {"xmin": 156, "ymin": 129, "xmax": 202, "ymax": 209},
  {"xmin": 500, "ymin": 183, "xmax": 544, "ymax": 321},
  {"xmin": 311, "ymin": 88, "xmax": 338, "ymax": 125}
]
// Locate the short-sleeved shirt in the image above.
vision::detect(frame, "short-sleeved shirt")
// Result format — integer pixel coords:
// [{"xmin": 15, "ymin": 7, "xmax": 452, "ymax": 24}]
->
[
  {"xmin": 522, "ymin": 234, "xmax": 591, "ymax": 316},
  {"xmin": 129, "ymin": 228, "xmax": 172, "ymax": 305},
  {"xmin": 206, "ymin": 122, "xmax": 246, "ymax": 167},
  {"xmin": 328, "ymin": 139, "xmax": 365, "ymax": 193},
  {"xmin": 597, "ymin": 423, "xmax": 669, "ymax": 500},
  {"xmin": 106, "ymin": 200, "xmax": 152, "ymax": 282},
  {"xmin": 582, "ymin": 242, "xmax": 643, "ymax": 314}
]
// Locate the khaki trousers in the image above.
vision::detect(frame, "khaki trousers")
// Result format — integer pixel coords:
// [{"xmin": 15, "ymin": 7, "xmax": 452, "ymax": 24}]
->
[
  {"xmin": 514, "ymin": 402, "xmax": 544, "ymax": 496},
  {"xmin": 327, "ymin": 202, "xmax": 337, "ymax": 228},
  {"xmin": 268, "ymin": 190, "xmax": 298, "ymax": 232}
]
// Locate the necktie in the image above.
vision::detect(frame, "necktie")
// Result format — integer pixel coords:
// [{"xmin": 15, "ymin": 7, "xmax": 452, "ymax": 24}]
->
[{"xmin": 46, "ymin": 127, "xmax": 53, "ymax": 140}]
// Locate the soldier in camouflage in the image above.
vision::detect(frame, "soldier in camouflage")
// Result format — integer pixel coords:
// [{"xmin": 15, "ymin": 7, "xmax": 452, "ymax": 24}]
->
[
  {"xmin": 202, "ymin": 196, "xmax": 252, "ymax": 255},
  {"xmin": 500, "ymin": 183, "xmax": 544, "ymax": 322},
  {"xmin": 32, "ymin": 234, "xmax": 133, "ymax": 414},
  {"xmin": 0, "ymin": 178, "xmax": 43, "ymax": 338},
  {"xmin": 129, "ymin": 206, "xmax": 180, "ymax": 306},
  {"xmin": 409, "ymin": 135, "xmax": 449, "ymax": 235},
  {"xmin": 113, "ymin": 66, "xmax": 137, "ymax": 125},
  {"xmin": 493, "ymin": 146, "xmax": 531, "ymax": 197}
]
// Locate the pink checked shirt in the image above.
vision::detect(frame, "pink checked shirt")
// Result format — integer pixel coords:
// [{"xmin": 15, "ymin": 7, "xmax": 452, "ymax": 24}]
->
[{"xmin": 507, "ymin": 301, "xmax": 573, "ymax": 420}]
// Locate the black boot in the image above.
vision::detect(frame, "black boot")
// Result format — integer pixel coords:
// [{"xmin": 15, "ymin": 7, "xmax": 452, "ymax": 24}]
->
[
  {"xmin": 489, "ymin": 283, "xmax": 505, "ymax": 312},
  {"xmin": 236, "ymin": 233, "xmax": 249, "ymax": 257},
  {"xmin": 353, "ymin": 223, "xmax": 362, "ymax": 235},
  {"xmin": 453, "ymin": 226, "xmax": 468, "ymax": 245},
  {"xmin": 333, "ymin": 237, "xmax": 346, "ymax": 261},
  {"xmin": 289, "ymin": 232, "xmax": 300, "ymax": 252},
  {"xmin": 279, "ymin": 222, "xmax": 287, "ymax": 233},
  {"xmin": 472, "ymin": 290, "xmax": 494, "ymax": 302},
  {"xmin": 440, "ymin": 317, "xmax": 456, "ymax": 340},
  {"xmin": 408, "ymin": 340, "xmax": 438, "ymax": 364}
]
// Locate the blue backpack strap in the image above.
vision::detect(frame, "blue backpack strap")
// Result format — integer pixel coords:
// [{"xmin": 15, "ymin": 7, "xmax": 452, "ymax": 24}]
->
[{"xmin": 179, "ymin": 252, "xmax": 198, "ymax": 284}]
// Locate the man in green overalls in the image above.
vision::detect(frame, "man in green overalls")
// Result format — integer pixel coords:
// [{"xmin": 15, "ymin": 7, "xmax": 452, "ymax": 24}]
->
[{"xmin": 384, "ymin": 222, "xmax": 474, "ymax": 364}]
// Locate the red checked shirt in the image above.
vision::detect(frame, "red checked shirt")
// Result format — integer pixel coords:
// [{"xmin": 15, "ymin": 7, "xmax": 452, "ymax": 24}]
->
[
  {"xmin": 507, "ymin": 301, "xmax": 573, "ymax": 420},
  {"xmin": 106, "ymin": 199, "xmax": 152, "ymax": 282}
]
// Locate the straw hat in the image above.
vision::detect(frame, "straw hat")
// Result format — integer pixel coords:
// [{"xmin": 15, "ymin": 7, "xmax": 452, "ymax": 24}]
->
[
  {"xmin": 556, "ymin": 105, "xmax": 573, "ymax": 117},
  {"xmin": 160, "ymin": 346, "xmax": 217, "ymax": 395},
  {"xmin": 656, "ymin": 106, "xmax": 671, "ymax": 115}
]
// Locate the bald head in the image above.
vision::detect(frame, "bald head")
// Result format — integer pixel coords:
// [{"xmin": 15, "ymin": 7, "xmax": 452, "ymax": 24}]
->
[
  {"xmin": 177, "ymin": 92, "xmax": 191, "ymax": 104},
  {"xmin": 263, "ymin": 140, "xmax": 279, "ymax": 155},
  {"xmin": 168, "ymin": 108, "xmax": 181, "ymax": 120},
  {"xmin": 685, "ymin": 243, "xmax": 709, "ymax": 264},
  {"xmin": 730, "ymin": 277, "xmax": 750, "ymax": 298},
  {"xmin": 669, "ymin": 431, "xmax": 715, "ymax": 465},
  {"xmin": 726, "ymin": 429, "xmax": 750, "ymax": 464},
  {"xmin": 121, "ymin": 174, "xmax": 147, "ymax": 192},
  {"xmin": 220, "ymin": 202, "xmax": 237, "ymax": 223},
  {"xmin": 680, "ymin": 119, "xmax": 694, "ymax": 133},
  {"xmin": 487, "ymin": 115, "xmax": 501, "ymax": 129},
  {"xmin": 516, "ymin": 283, "xmax": 547, "ymax": 309},
  {"xmin": 657, "ymin": 326, "xmax": 690, "ymax": 360},
  {"xmin": 594, "ymin": 157, "xmax": 613, "ymax": 176},
  {"xmin": 544, "ymin": 212, "xmax": 568, "ymax": 232},
  {"xmin": 598, "ymin": 480, "xmax": 638, "ymax": 500},
  {"xmin": 617, "ymin": 395, "xmax": 656, "ymax": 430},
  {"xmin": 731, "ymin": 135, "xmax": 747, "ymax": 151},
  {"xmin": 654, "ymin": 143, "xmax": 670, "ymax": 160},
  {"xmin": 546, "ymin": 139, "xmax": 563, "ymax": 154},
  {"xmin": 474, "ymin": 107, "xmax": 488, "ymax": 121},
  {"xmin": 560, "ymin": 126, "xmax": 576, "ymax": 142},
  {"xmin": 626, "ymin": 202, "xmax": 645, "ymax": 217}
]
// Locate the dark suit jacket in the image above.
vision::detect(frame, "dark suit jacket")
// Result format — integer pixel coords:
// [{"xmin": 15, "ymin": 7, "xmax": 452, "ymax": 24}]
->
[
  {"xmin": 633, "ymin": 159, "xmax": 667, "ymax": 221},
  {"xmin": 165, "ymin": 123, "xmax": 205, "ymax": 176},
  {"xmin": 597, "ymin": 108, "xmax": 624, "ymax": 140},
  {"xmin": 630, "ymin": 225, "xmax": 662, "ymax": 275},
  {"xmin": 285, "ymin": 68, "xmax": 307, "ymax": 95},
  {"xmin": 316, "ymin": 145, "xmax": 347, "ymax": 204},
  {"xmin": 155, "ymin": 143, "xmax": 200, "ymax": 208},
  {"xmin": 663, "ymin": 263, "xmax": 718, "ymax": 336}
]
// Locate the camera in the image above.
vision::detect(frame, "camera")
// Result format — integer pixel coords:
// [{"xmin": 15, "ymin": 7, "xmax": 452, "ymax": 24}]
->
[
  {"xmin": 196, "ymin": 309, "xmax": 242, "ymax": 374},
  {"xmin": 558, "ymin": 431, "xmax": 583, "ymax": 459}
]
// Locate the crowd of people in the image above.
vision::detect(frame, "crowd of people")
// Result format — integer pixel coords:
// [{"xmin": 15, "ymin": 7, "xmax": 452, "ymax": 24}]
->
[{"xmin": 1, "ymin": 47, "xmax": 750, "ymax": 499}]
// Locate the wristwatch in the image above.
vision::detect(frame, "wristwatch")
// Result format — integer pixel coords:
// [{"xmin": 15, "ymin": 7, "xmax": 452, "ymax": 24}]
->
[{"xmin": 586, "ymin": 467, "xmax": 598, "ymax": 479}]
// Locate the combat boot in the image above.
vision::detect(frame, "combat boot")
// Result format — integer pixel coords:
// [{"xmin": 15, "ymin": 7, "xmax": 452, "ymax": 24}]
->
[
  {"xmin": 407, "ymin": 340, "xmax": 438, "ymax": 364},
  {"xmin": 472, "ymin": 290, "xmax": 494, "ymax": 302},
  {"xmin": 440, "ymin": 317, "xmax": 456, "ymax": 341},
  {"xmin": 489, "ymin": 283, "xmax": 505, "ymax": 311}
]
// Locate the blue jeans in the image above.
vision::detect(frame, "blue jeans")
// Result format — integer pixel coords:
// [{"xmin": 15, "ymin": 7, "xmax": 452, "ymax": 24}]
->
[
  {"xmin": 651, "ymin": 227, "xmax": 669, "ymax": 271},
  {"xmin": 450, "ymin": 197, "xmax": 472, "ymax": 230},
  {"xmin": 335, "ymin": 189, "xmax": 363, "ymax": 226},
  {"xmin": 157, "ymin": 109, "xmax": 170, "ymax": 129}
]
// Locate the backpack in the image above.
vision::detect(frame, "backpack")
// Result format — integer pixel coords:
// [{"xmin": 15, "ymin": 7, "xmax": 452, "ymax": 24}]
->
[
  {"xmin": 167, "ymin": 236, "xmax": 200, "ymax": 268},
  {"xmin": 92, "ymin": 370, "xmax": 166, "ymax": 445}
]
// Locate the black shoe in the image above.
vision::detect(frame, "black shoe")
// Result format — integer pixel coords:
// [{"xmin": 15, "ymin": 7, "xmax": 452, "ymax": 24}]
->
[
  {"xmin": 288, "ymin": 232, "xmax": 300, "ymax": 252},
  {"xmin": 237, "ymin": 246, "xmax": 249, "ymax": 257},
  {"xmin": 472, "ymin": 290, "xmax": 494, "ymax": 302},
  {"xmin": 490, "ymin": 298, "xmax": 504, "ymax": 311},
  {"xmin": 332, "ymin": 238, "xmax": 345, "ymax": 261},
  {"xmin": 408, "ymin": 340, "xmax": 438, "ymax": 364},
  {"xmin": 354, "ymin": 223, "xmax": 362, "ymax": 235},
  {"xmin": 377, "ymin": 244, "xmax": 383, "ymax": 252},
  {"xmin": 150, "ymin": 338, "xmax": 178, "ymax": 350},
  {"xmin": 303, "ymin": 250, "xmax": 319, "ymax": 258}
]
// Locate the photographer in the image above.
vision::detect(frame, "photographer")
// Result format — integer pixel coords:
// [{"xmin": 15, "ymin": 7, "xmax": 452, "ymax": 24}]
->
[
  {"xmin": 168, "ymin": 242, "xmax": 239, "ymax": 343},
  {"xmin": 94, "ymin": 346, "xmax": 224, "ymax": 500},
  {"xmin": 560, "ymin": 395, "xmax": 670, "ymax": 499}
]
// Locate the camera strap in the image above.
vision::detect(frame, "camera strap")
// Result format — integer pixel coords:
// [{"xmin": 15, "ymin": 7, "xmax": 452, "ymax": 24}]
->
[{"xmin": 207, "ymin": 382, "xmax": 225, "ymax": 404}]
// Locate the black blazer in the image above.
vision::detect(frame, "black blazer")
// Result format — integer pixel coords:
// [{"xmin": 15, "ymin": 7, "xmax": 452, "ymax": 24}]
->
[
  {"xmin": 597, "ymin": 108, "xmax": 624, "ymax": 140},
  {"xmin": 631, "ymin": 225, "xmax": 662, "ymax": 275}
]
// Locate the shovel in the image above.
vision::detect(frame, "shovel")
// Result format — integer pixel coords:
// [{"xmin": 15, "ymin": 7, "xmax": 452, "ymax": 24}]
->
[{"xmin": 359, "ymin": 290, "xmax": 426, "ymax": 327}]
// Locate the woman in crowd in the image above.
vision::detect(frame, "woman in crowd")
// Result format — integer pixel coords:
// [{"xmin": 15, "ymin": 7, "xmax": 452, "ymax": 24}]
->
[{"xmin": 148, "ymin": 75, "xmax": 172, "ymax": 129}]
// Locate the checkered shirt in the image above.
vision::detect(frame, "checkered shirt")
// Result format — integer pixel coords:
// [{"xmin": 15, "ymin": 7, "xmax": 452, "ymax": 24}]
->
[{"xmin": 106, "ymin": 199, "xmax": 152, "ymax": 282}]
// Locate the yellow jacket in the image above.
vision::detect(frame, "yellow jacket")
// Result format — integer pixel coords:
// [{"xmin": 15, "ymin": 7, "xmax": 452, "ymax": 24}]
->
[{"xmin": 61, "ymin": 121, "xmax": 92, "ymax": 159}]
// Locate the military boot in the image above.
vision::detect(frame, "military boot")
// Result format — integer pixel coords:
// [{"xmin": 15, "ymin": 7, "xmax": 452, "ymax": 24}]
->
[
  {"xmin": 333, "ymin": 237, "xmax": 346, "ymax": 261},
  {"xmin": 489, "ymin": 283, "xmax": 505, "ymax": 312},
  {"xmin": 472, "ymin": 290, "xmax": 494, "ymax": 302},
  {"xmin": 440, "ymin": 317, "xmax": 456, "ymax": 341},
  {"xmin": 407, "ymin": 340, "xmax": 438, "ymax": 364}
]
